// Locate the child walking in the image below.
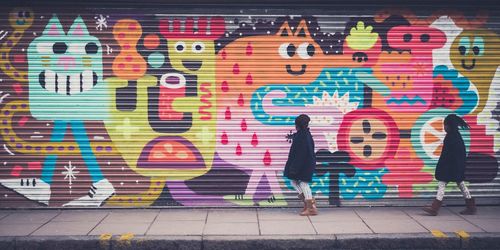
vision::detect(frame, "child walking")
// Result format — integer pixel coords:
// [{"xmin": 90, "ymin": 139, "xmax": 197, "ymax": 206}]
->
[
  {"xmin": 284, "ymin": 114, "xmax": 317, "ymax": 216},
  {"xmin": 423, "ymin": 114, "xmax": 477, "ymax": 216}
]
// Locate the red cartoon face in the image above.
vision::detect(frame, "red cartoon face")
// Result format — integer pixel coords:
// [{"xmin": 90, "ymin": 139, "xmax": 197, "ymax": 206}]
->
[{"xmin": 387, "ymin": 25, "xmax": 446, "ymax": 53}]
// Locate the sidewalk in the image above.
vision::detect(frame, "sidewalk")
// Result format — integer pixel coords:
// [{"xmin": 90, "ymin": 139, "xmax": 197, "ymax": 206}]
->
[{"xmin": 0, "ymin": 206, "xmax": 499, "ymax": 249}]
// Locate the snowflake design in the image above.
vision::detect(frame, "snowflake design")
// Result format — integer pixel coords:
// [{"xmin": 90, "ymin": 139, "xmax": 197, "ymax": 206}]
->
[
  {"xmin": 62, "ymin": 161, "xmax": 80, "ymax": 190},
  {"xmin": 94, "ymin": 14, "xmax": 109, "ymax": 31}
]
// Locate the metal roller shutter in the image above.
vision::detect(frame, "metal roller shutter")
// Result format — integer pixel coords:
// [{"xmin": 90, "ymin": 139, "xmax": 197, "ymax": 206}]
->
[{"xmin": 0, "ymin": 1, "xmax": 499, "ymax": 208}]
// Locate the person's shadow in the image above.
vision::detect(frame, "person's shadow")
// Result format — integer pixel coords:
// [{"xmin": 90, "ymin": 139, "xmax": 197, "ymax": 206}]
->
[{"xmin": 315, "ymin": 149, "xmax": 356, "ymax": 207}]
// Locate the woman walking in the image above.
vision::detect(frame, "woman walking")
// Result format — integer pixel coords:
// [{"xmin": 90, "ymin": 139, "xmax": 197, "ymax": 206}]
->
[
  {"xmin": 423, "ymin": 114, "xmax": 476, "ymax": 216},
  {"xmin": 284, "ymin": 114, "xmax": 317, "ymax": 216}
]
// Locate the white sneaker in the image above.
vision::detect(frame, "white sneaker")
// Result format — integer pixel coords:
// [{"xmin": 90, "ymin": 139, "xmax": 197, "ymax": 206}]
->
[
  {"xmin": 63, "ymin": 178, "xmax": 115, "ymax": 207},
  {"xmin": 0, "ymin": 178, "xmax": 51, "ymax": 205}
]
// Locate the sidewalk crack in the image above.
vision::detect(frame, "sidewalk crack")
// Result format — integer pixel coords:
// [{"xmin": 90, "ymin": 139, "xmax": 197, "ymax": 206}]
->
[
  {"xmin": 256, "ymin": 208, "xmax": 261, "ymax": 236},
  {"xmin": 353, "ymin": 208, "xmax": 375, "ymax": 234},
  {"xmin": 144, "ymin": 209, "xmax": 160, "ymax": 235}
]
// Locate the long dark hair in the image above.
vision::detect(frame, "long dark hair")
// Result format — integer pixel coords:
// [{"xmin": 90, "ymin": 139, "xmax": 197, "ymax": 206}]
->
[{"xmin": 444, "ymin": 114, "xmax": 470, "ymax": 133}]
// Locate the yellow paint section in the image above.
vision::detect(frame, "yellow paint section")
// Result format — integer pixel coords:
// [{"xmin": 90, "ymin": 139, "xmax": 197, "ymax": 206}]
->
[
  {"xmin": 99, "ymin": 233, "xmax": 112, "ymax": 241},
  {"xmin": 431, "ymin": 230, "xmax": 448, "ymax": 238},
  {"xmin": 455, "ymin": 230, "xmax": 470, "ymax": 239},
  {"xmin": 119, "ymin": 233, "xmax": 134, "ymax": 241}
]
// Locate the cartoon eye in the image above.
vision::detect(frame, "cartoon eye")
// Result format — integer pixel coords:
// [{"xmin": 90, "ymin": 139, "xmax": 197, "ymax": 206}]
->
[
  {"xmin": 297, "ymin": 43, "xmax": 315, "ymax": 59},
  {"xmin": 85, "ymin": 42, "xmax": 98, "ymax": 54},
  {"xmin": 174, "ymin": 41, "xmax": 186, "ymax": 52},
  {"xmin": 472, "ymin": 46, "xmax": 480, "ymax": 55},
  {"xmin": 458, "ymin": 46, "xmax": 467, "ymax": 55},
  {"xmin": 458, "ymin": 37, "xmax": 470, "ymax": 55},
  {"xmin": 403, "ymin": 33, "xmax": 412, "ymax": 42},
  {"xmin": 24, "ymin": 11, "xmax": 31, "ymax": 18},
  {"xmin": 53, "ymin": 42, "xmax": 67, "ymax": 54},
  {"xmin": 192, "ymin": 42, "xmax": 205, "ymax": 53},
  {"xmin": 278, "ymin": 43, "xmax": 294, "ymax": 58},
  {"xmin": 17, "ymin": 11, "xmax": 23, "ymax": 18},
  {"xmin": 472, "ymin": 37, "xmax": 484, "ymax": 56},
  {"xmin": 420, "ymin": 34, "xmax": 430, "ymax": 42}
]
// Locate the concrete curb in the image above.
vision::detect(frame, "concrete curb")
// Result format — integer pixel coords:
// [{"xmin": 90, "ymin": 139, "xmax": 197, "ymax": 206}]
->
[{"xmin": 0, "ymin": 233, "xmax": 499, "ymax": 249}]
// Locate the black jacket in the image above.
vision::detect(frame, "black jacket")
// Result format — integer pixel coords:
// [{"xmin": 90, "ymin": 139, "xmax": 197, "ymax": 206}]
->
[
  {"xmin": 435, "ymin": 130, "xmax": 467, "ymax": 182},
  {"xmin": 284, "ymin": 128, "xmax": 316, "ymax": 182}
]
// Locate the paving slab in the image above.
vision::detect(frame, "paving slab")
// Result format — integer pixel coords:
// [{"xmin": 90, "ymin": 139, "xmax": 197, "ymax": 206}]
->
[
  {"xmin": 417, "ymin": 219, "xmax": 485, "ymax": 233},
  {"xmin": 204, "ymin": 222, "xmax": 259, "ymax": 235},
  {"xmin": 464, "ymin": 218, "xmax": 500, "ymax": 233},
  {"xmin": 312, "ymin": 220, "xmax": 372, "ymax": 234},
  {"xmin": 0, "ymin": 223, "xmax": 42, "ymax": 236},
  {"xmin": 51, "ymin": 210, "xmax": 109, "ymax": 222},
  {"xmin": 403, "ymin": 207, "xmax": 463, "ymax": 221},
  {"xmin": 0, "ymin": 211, "xmax": 11, "ymax": 220},
  {"xmin": 258, "ymin": 208, "xmax": 310, "ymax": 221},
  {"xmin": 259, "ymin": 219, "xmax": 316, "ymax": 235},
  {"xmin": 100, "ymin": 209, "xmax": 158, "ymax": 224},
  {"xmin": 0, "ymin": 210, "xmax": 59, "ymax": 224},
  {"xmin": 207, "ymin": 209, "xmax": 257, "ymax": 223},
  {"xmin": 147, "ymin": 220, "xmax": 205, "ymax": 235},
  {"xmin": 31, "ymin": 221, "xmax": 100, "ymax": 236},
  {"xmin": 309, "ymin": 208, "xmax": 362, "ymax": 222},
  {"xmin": 363, "ymin": 218, "xmax": 428, "ymax": 233},
  {"xmin": 89, "ymin": 222, "xmax": 151, "ymax": 235},
  {"xmin": 355, "ymin": 207, "xmax": 410, "ymax": 220},
  {"xmin": 156, "ymin": 209, "xmax": 207, "ymax": 221},
  {"xmin": 448, "ymin": 206, "xmax": 500, "ymax": 219}
]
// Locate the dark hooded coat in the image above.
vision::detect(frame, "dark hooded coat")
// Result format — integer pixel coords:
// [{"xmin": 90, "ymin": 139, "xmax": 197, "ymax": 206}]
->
[
  {"xmin": 284, "ymin": 128, "xmax": 316, "ymax": 182},
  {"xmin": 435, "ymin": 130, "xmax": 467, "ymax": 182}
]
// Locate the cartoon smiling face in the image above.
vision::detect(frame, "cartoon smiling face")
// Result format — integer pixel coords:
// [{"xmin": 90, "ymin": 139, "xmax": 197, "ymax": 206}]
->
[
  {"xmin": 451, "ymin": 30, "xmax": 498, "ymax": 72},
  {"xmin": 167, "ymin": 39, "xmax": 215, "ymax": 72},
  {"xmin": 275, "ymin": 20, "xmax": 322, "ymax": 80},
  {"xmin": 450, "ymin": 29, "xmax": 499, "ymax": 114},
  {"xmin": 9, "ymin": 9, "xmax": 34, "ymax": 29}
]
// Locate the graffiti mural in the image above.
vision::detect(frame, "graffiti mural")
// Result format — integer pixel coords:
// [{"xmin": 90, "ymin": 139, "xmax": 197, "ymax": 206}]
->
[{"xmin": 0, "ymin": 6, "xmax": 498, "ymax": 207}]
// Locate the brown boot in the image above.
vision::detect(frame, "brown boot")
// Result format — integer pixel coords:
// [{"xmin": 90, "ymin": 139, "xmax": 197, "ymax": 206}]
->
[
  {"xmin": 298, "ymin": 193, "xmax": 306, "ymax": 213},
  {"xmin": 460, "ymin": 198, "xmax": 477, "ymax": 215},
  {"xmin": 300, "ymin": 199, "xmax": 318, "ymax": 216},
  {"xmin": 422, "ymin": 199, "xmax": 442, "ymax": 216}
]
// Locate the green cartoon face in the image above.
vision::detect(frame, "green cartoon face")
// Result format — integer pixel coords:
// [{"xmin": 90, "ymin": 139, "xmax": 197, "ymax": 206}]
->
[{"xmin": 28, "ymin": 16, "xmax": 110, "ymax": 121}]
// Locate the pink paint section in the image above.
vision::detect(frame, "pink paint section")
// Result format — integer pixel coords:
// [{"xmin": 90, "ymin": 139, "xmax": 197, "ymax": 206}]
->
[
  {"xmin": 12, "ymin": 84, "xmax": 23, "ymax": 94},
  {"xmin": 47, "ymin": 24, "xmax": 62, "ymax": 36},
  {"xmin": 72, "ymin": 25, "xmax": 85, "ymax": 36},
  {"xmin": 11, "ymin": 165, "xmax": 23, "ymax": 177},
  {"xmin": 56, "ymin": 56, "xmax": 76, "ymax": 70},
  {"xmin": 28, "ymin": 162, "xmax": 42, "ymax": 170},
  {"xmin": 18, "ymin": 116, "xmax": 29, "ymax": 127}
]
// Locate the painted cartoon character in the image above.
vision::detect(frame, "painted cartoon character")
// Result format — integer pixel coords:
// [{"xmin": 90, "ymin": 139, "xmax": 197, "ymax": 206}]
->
[
  {"xmin": 0, "ymin": 16, "xmax": 114, "ymax": 206},
  {"xmin": 216, "ymin": 18, "xmax": 328, "ymax": 206},
  {"xmin": 450, "ymin": 27, "xmax": 499, "ymax": 114},
  {"xmin": 103, "ymin": 17, "xmax": 224, "ymax": 206},
  {"xmin": 343, "ymin": 20, "xmax": 382, "ymax": 67},
  {"xmin": 0, "ymin": 8, "xmax": 34, "ymax": 83}
]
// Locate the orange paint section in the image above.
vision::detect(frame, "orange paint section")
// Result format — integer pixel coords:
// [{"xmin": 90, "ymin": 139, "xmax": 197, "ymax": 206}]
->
[{"xmin": 112, "ymin": 19, "xmax": 147, "ymax": 80}]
